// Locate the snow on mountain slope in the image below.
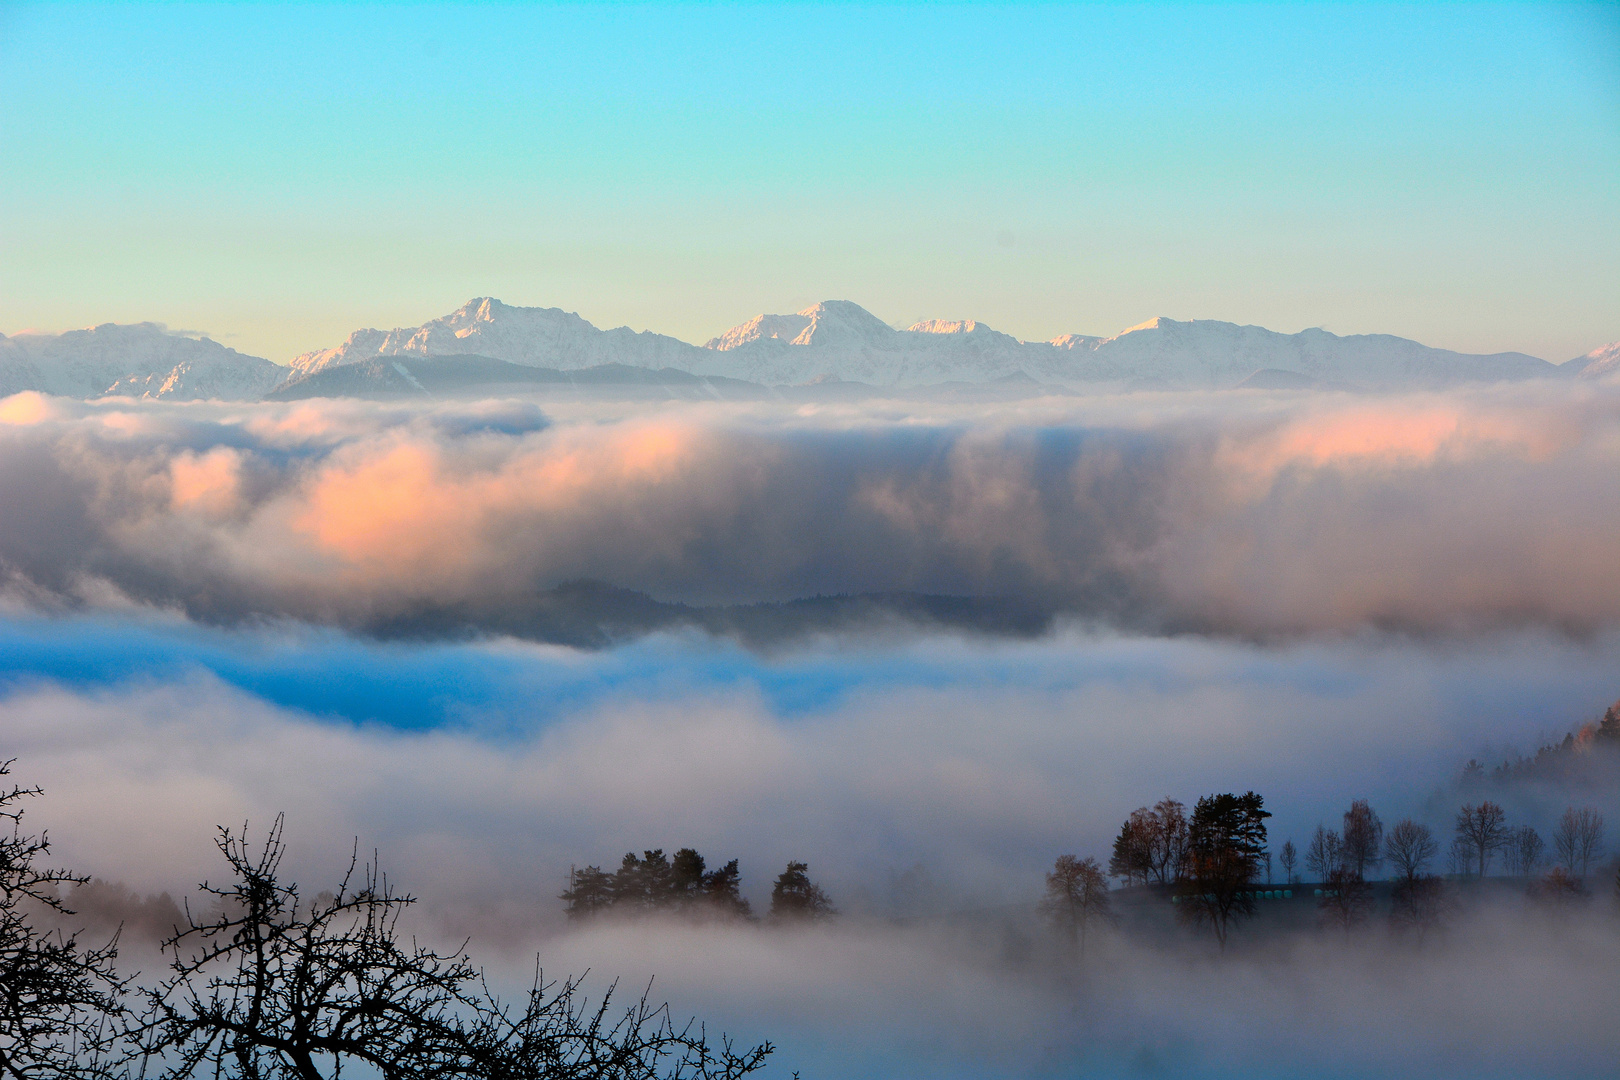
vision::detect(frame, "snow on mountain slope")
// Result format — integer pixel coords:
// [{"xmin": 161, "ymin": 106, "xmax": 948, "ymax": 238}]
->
[
  {"xmin": 1562, "ymin": 341, "xmax": 1620, "ymax": 382},
  {"xmin": 703, "ymin": 311, "xmax": 814, "ymax": 350},
  {"xmin": 687, "ymin": 301, "xmax": 1073, "ymax": 385},
  {"xmin": 686, "ymin": 305, "xmax": 1554, "ymax": 389},
  {"xmin": 288, "ymin": 297, "xmax": 704, "ymax": 377},
  {"xmin": 0, "ymin": 323, "xmax": 283, "ymax": 400}
]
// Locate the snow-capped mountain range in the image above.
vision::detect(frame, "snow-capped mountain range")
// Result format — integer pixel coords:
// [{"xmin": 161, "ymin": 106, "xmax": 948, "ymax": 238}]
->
[
  {"xmin": 4, "ymin": 298, "xmax": 1616, "ymax": 401},
  {"xmin": 286, "ymin": 297, "xmax": 1573, "ymax": 392}
]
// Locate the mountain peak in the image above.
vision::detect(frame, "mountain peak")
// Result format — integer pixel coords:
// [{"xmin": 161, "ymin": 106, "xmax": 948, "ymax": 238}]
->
[
  {"xmin": 707, "ymin": 301, "xmax": 892, "ymax": 351},
  {"xmin": 461, "ymin": 297, "xmax": 504, "ymax": 321},
  {"xmin": 794, "ymin": 301, "xmax": 894, "ymax": 340},
  {"xmin": 1117, "ymin": 317, "xmax": 1175, "ymax": 336}
]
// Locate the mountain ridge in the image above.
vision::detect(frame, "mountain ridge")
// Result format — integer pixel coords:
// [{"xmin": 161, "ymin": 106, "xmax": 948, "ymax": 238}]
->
[
  {"xmin": 5, "ymin": 300, "xmax": 1614, "ymax": 401},
  {"xmin": 286, "ymin": 298, "xmax": 1567, "ymax": 392},
  {"xmin": 291, "ymin": 296, "xmax": 1555, "ymax": 393}
]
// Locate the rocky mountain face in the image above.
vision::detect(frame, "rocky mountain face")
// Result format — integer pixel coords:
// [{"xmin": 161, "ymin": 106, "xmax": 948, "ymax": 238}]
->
[{"xmin": 0, "ymin": 323, "xmax": 284, "ymax": 401}]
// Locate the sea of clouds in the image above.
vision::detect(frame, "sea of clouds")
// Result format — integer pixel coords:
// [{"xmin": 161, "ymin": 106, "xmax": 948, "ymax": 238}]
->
[
  {"xmin": 2, "ymin": 383, "xmax": 1618, "ymax": 639},
  {"xmin": 3, "ymin": 384, "xmax": 1619, "ymax": 1078}
]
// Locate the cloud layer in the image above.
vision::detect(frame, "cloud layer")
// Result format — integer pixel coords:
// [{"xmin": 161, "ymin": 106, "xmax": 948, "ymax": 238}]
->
[
  {"xmin": 2, "ymin": 385, "xmax": 1619, "ymax": 644},
  {"xmin": 6, "ymin": 643, "xmax": 1618, "ymax": 1079}
]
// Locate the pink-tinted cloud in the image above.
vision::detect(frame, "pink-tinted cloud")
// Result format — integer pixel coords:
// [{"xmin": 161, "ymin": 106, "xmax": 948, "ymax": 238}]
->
[{"xmin": 1, "ymin": 384, "xmax": 1618, "ymax": 641}]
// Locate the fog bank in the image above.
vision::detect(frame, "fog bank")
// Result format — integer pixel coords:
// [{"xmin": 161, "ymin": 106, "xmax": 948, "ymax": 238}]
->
[{"xmin": 2, "ymin": 384, "xmax": 1619, "ymax": 643}]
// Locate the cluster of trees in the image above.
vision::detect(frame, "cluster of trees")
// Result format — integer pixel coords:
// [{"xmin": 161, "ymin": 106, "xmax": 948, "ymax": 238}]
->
[
  {"xmin": 1107, "ymin": 798, "xmax": 1188, "ymax": 886},
  {"xmin": 1087, "ymin": 792, "xmax": 1272, "ymax": 947},
  {"xmin": 1290, "ymin": 801, "xmax": 1435, "ymax": 931},
  {"xmin": 1446, "ymin": 802, "xmax": 1605, "ymax": 885},
  {"xmin": 1286, "ymin": 799, "xmax": 1608, "ymax": 931},
  {"xmin": 561, "ymin": 849, "xmax": 834, "ymax": 923},
  {"xmin": 1274, "ymin": 800, "xmax": 1606, "ymax": 889},
  {"xmin": 0, "ymin": 762, "xmax": 774, "ymax": 1080},
  {"xmin": 1064, "ymin": 787, "xmax": 1617, "ymax": 949}
]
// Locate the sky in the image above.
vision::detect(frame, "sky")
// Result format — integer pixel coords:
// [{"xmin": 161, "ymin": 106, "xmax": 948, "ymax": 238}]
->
[{"xmin": 2, "ymin": 1, "xmax": 1617, "ymax": 363}]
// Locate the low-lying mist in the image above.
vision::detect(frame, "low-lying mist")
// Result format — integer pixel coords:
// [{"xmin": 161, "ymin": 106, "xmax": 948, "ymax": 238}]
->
[
  {"xmin": 506, "ymin": 901, "xmax": 1620, "ymax": 1079},
  {"xmin": 42, "ymin": 854, "xmax": 1620, "ymax": 1080}
]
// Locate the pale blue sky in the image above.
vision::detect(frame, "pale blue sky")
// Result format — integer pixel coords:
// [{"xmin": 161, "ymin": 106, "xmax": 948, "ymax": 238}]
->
[{"xmin": 2, "ymin": 1, "xmax": 1616, "ymax": 361}]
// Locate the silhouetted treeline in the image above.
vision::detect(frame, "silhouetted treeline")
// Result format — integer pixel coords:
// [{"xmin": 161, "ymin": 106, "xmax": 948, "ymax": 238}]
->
[
  {"xmin": 561, "ymin": 848, "xmax": 835, "ymax": 923},
  {"xmin": 1067, "ymin": 776, "xmax": 1615, "ymax": 952},
  {"xmin": 1458, "ymin": 696, "xmax": 1620, "ymax": 790}
]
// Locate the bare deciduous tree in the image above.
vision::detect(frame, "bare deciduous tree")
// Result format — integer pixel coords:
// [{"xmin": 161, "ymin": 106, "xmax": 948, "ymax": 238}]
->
[
  {"xmin": 1278, "ymin": 840, "xmax": 1297, "ymax": 885},
  {"xmin": 1149, "ymin": 799, "xmax": 1189, "ymax": 885},
  {"xmin": 1304, "ymin": 826, "xmax": 1342, "ymax": 883},
  {"xmin": 1108, "ymin": 800, "xmax": 1189, "ymax": 887},
  {"xmin": 1108, "ymin": 809, "xmax": 1157, "ymax": 886},
  {"xmin": 1381, "ymin": 818, "xmax": 1447, "ymax": 940},
  {"xmin": 0, "ymin": 760, "xmax": 126, "ymax": 1080},
  {"xmin": 1383, "ymin": 819, "xmax": 1437, "ymax": 884},
  {"xmin": 1041, "ymin": 855, "xmax": 1111, "ymax": 960},
  {"xmin": 1340, "ymin": 800, "xmax": 1384, "ymax": 880},
  {"xmin": 1318, "ymin": 868, "xmax": 1374, "ymax": 933},
  {"xmin": 1552, "ymin": 807, "xmax": 1605, "ymax": 880},
  {"xmin": 1453, "ymin": 802, "xmax": 1508, "ymax": 878},
  {"xmin": 1504, "ymin": 826, "xmax": 1545, "ymax": 879},
  {"xmin": 134, "ymin": 816, "xmax": 772, "ymax": 1080}
]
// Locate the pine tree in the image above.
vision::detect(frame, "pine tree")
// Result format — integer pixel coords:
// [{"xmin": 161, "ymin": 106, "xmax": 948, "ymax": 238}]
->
[
  {"xmin": 768, "ymin": 862, "xmax": 835, "ymax": 921},
  {"xmin": 1175, "ymin": 792, "xmax": 1270, "ymax": 948}
]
